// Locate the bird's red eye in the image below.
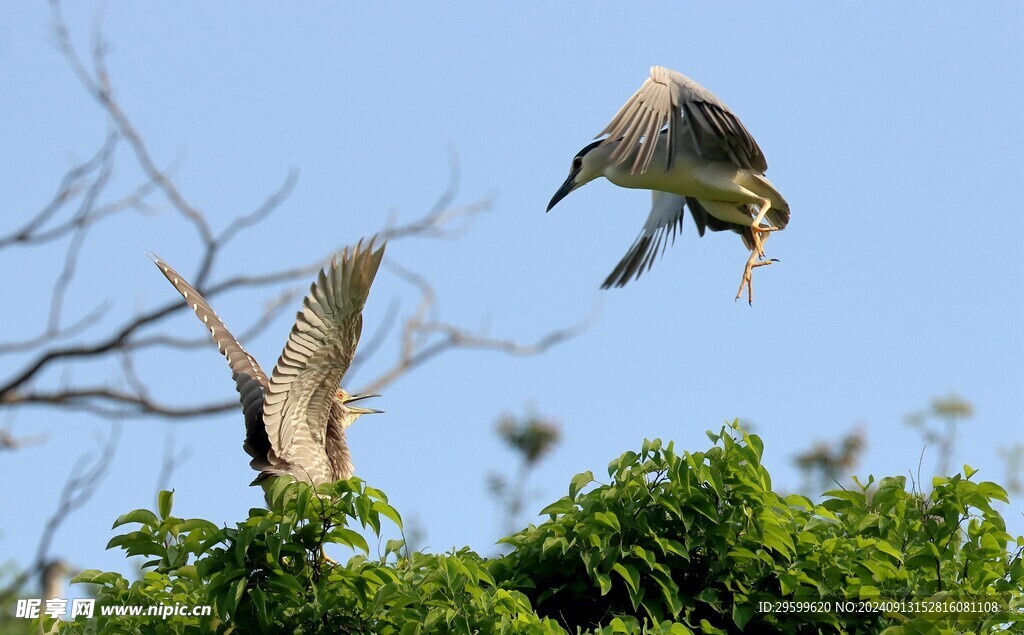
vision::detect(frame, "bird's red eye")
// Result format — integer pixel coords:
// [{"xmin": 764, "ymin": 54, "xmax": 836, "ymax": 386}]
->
[{"xmin": 572, "ymin": 157, "xmax": 582, "ymax": 170}]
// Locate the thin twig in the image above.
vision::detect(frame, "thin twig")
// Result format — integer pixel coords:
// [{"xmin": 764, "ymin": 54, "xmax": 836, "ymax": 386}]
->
[
  {"xmin": 0, "ymin": 424, "xmax": 120, "ymax": 606},
  {"xmin": 356, "ymin": 260, "xmax": 598, "ymax": 395}
]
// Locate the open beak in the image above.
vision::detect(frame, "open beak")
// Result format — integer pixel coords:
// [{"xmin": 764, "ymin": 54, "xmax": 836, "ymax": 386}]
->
[
  {"xmin": 546, "ymin": 174, "xmax": 578, "ymax": 212},
  {"xmin": 342, "ymin": 392, "xmax": 383, "ymax": 415}
]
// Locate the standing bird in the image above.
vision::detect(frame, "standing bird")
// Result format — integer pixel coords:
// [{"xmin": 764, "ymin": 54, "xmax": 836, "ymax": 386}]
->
[
  {"xmin": 547, "ymin": 66, "xmax": 789, "ymax": 304},
  {"xmin": 150, "ymin": 238, "xmax": 385, "ymax": 492}
]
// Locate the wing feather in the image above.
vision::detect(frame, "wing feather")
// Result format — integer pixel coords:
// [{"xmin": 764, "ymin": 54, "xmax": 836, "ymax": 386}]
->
[
  {"xmin": 262, "ymin": 238, "xmax": 385, "ymax": 465},
  {"xmin": 598, "ymin": 66, "xmax": 768, "ymax": 175},
  {"xmin": 602, "ymin": 191, "xmax": 689, "ymax": 288},
  {"xmin": 149, "ymin": 255, "xmax": 272, "ymax": 461}
]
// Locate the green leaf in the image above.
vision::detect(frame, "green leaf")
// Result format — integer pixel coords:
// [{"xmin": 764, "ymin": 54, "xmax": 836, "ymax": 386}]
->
[
  {"xmin": 569, "ymin": 470, "xmax": 594, "ymax": 498},
  {"xmin": 356, "ymin": 493, "xmax": 379, "ymax": 533},
  {"xmin": 226, "ymin": 577, "xmax": 245, "ymax": 616},
  {"xmin": 594, "ymin": 511, "xmax": 621, "ymax": 533},
  {"xmin": 905, "ymin": 551, "xmax": 937, "ymax": 570},
  {"xmin": 105, "ymin": 530, "xmax": 150, "ymax": 549},
  {"xmin": 612, "ymin": 562, "xmax": 640, "ymax": 597},
  {"xmin": 539, "ymin": 497, "xmax": 576, "ymax": 517},
  {"xmin": 267, "ymin": 572, "xmax": 306, "ymax": 599},
  {"xmin": 176, "ymin": 518, "xmax": 218, "ymax": 533},
  {"xmin": 687, "ymin": 498, "xmax": 720, "ymax": 524},
  {"xmin": 294, "ymin": 485, "xmax": 311, "ymax": 518},
  {"xmin": 107, "ymin": 538, "xmax": 164, "ymax": 558},
  {"xmin": 266, "ymin": 476, "xmax": 294, "ymax": 510},
  {"xmin": 747, "ymin": 433, "xmax": 764, "ymax": 460},
  {"xmin": 372, "ymin": 500, "xmax": 403, "ymax": 529},
  {"xmin": 329, "ymin": 526, "xmax": 369, "ymax": 553},
  {"xmin": 874, "ymin": 540, "xmax": 904, "ymax": 563},
  {"xmin": 71, "ymin": 570, "xmax": 122, "ymax": 586},
  {"xmin": 400, "ymin": 622, "xmax": 422, "ymax": 635},
  {"xmin": 656, "ymin": 575, "xmax": 684, "ymax": 618},
  {"xmin": 158, "ymin": 490, "xmax": 174, "ymax": 520},
  {"xmin": 727, "ymin": 547, "xmax": 759, "ymax": 561},
  {"xmin": 112, "ymin": 509, "xmax": 159, "ymax": 529},
  {"xmin": 858, "ymin": 585, "xmax": 880, "ymax": 599},
  {"xmin": 542, "ymin": 536, "xmax": 569, "ymax": 556},
  {"xmin": 73, "ymin": 424, "xmax": 1024, "ymax": 634},
  {"xmin": 760, "ymin": 524, "xmax": 794, "ymax": 560},
  {"xmin": 732, "ymin": 602, "xmax": 754, "ymax": 629},
  {"xmin": 978, "ymin": 481, "xmax": 1009, "ymax": 504},
  {"xmin": 249, "ymin": 587, "xmax": 269, "ymax": 627}
]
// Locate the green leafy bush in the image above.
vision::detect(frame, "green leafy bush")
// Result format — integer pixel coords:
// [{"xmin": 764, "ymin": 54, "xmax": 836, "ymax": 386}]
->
[{"xmin": 49, "ymin": 423, "xmax": 1023, "ymax": 634}]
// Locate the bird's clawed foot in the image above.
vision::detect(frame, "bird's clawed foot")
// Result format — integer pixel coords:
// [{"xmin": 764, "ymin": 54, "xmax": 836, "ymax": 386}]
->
[
  {"xmin": 735, "ymin": 253, "xmax": 779, "ymax": 305},
  {"xmin": 751, "ymin": 225, "xmax": 779, "ymax": 258}
]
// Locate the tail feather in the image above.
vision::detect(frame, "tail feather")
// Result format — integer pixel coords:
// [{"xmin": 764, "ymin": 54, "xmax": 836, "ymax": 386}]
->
[{"xmin": 748, "ymin": 173, "xmax": 790, "ymax": 230}]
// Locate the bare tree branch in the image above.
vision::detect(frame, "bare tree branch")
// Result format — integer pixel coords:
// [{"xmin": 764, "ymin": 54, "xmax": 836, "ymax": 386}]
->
[
  {"xmin": 51, "ymin": 0, "xmax": 214, "ymax": 248},
  {"xmin": 214, "ymin": 170, "xmax": 299, "ymax": 248},
  {"xmin": 0, "ymin": 4, "xmax": 596, "ymax": 618},
  {"xmin": 126, "ymin": 286, "xmax": 304, "ymax": 352},
  {"xmin": 345, "ymin": 298, "xmax": 402, "ymax": 383},
  {"xmin": 2, "ymin": 2, "xmax": 581, "ymax": 429},
  {"xmin": 155, "ymin": 423, "xmax": 192, "ymax": 494},
  {"xmin": 0, "ymin": 428, "xmax": 48, "ymax": 451},
  {"xmin": 47, "ymin": 132, "xmax": 115, "ymax": 332},
  {"xmin": 2, "ymin": 387, "xmax": 237, "ymax": 419},
  {"xmin": 380, "ymin": 150, "xmax": 492, "ymax": 242},
  {"xmin": 0, "ymin": 133, "xmax": 117, "ymax": 249},
  {"xmin": 355, "ymin": 260, "xmax": 599, "ymax": 396},
  {"xmin": 0, "ymin": 302, "xmax": 111, "ymax": 356},
  {"xmin": 0, "ymin": 424, "xmax": 120, "ymax": 605},
  {"xmin": 37, "ymin": 425, "xmax": 120, "ymax": 567},
  {"xmin": 0, "ymin": 108, "xmax": 300, "ymax": 404}
]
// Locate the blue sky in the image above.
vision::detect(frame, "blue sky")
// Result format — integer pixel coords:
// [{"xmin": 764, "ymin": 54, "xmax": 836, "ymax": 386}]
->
[{"xmin": 2, "ymin": 2, "xmax": 1022, "ymax": 593}]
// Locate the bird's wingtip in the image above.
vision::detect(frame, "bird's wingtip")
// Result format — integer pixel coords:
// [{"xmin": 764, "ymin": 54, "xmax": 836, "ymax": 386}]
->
[
  {"xmin": 355, "ymin": 234, "xmax": 387, "ymax": 259},
  {"xmin": 371, "ymin": 235, "xmax": 386, "ymax": 257}
]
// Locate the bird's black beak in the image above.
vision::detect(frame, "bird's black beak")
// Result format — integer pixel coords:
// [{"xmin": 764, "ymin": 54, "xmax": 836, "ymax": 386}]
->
[
  {"xmin": 547, "ymin": 175, "xmax": 577, "ymax": 212},
  {"xmin": 343, "ymin": 393, "xmax": 383, "ymax": 415}
]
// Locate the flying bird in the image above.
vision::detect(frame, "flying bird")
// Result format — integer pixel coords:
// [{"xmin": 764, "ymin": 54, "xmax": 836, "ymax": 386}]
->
[
  {"xmin": 150, "ymin": 238, "xmax": 385, "ymax": 493},
  {"xmin": 547, "ymin": 66, "xmax": 789, "ymax": 303}
]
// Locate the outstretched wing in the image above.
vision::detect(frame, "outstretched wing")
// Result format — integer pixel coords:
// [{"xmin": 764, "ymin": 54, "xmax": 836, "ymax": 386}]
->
[
  {"xmin": 261, "ymin": 238, "xmax": 385, "ymax": 467},
  {"xmin": 602, "ymin": 191, "xmax": 693, "ymax": 288},
  {"xmin": 149, "ymin": 255, "xmax": 271, "ymax": 461},
  {"xmin": 602, "ymin": 193, "xmax": 777, "ymax": 288},
  {"xmin": 598, "ymin": 66, "xmax": 767, "ymax": 175}
]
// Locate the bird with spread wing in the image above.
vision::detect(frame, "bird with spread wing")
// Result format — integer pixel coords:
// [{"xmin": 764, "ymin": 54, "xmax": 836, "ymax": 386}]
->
[
  {"xmin": 547, "ymin": 66, "xmax": 789, "ymax": 303},
  {"xmin": 150, "ymin": 238, "xmax": 385, "ymax": 493}
]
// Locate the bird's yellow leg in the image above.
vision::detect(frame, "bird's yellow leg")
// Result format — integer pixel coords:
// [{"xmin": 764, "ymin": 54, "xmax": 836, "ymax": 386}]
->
[
  {"xmin": 735, "ymin": 250, "xmax": 778, "ymax": 305},
  {"xmin": 751, "ymin": 226, "xmax": 780, "ymax": 258},
  {"xmin": 736, "ymin": 199, "xmax": 781, "ymax": 301},
  {"xmin": 750, "ymin": 199, "xmax": 776, "ymax": 258},
  {"xmin": 751, "ymin": 198, "xmax": 772, "ymax": 228}
]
